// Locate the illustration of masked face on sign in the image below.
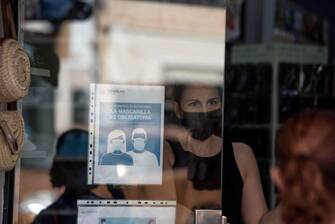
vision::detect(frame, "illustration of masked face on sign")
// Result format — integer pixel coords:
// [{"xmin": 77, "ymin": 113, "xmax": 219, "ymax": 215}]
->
[
  {"xmin": 100, "ymin": 130, "xmax": 133, "ymax": 166},
  {"xmin": 132, "ymin": 128, "xmax": 147, "ymax": 152},
  {"xmin": 109, "ymin": 138, "xmax": 123, "ymax": 153},
  {"xmin": 128, "ymin": 128, "xmax": 158, "ymax": 167},
  {"xmin": 133, "ymin": 137, "xmax": 145, "ymax": 151}
]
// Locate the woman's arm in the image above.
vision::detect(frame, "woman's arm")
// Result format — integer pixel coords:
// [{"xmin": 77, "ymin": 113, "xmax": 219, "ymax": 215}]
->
[
  {"xmin": 233, "ymin": 143, "xmax": 268, "ymax": 224},
  {"xmin": 139, "ymin": 142, "xmax": 176, "ymax": 200},
  {"xmin": 260, "ymin": 205, "xmax": 283, "ymax": 224}
]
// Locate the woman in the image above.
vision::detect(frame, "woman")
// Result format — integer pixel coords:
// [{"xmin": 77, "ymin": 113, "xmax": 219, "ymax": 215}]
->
[
  {"xmin": 165, "ymin": 85, "xmax": 268, "ymax": 224},
  {"xmin": 269, "ymin": 110, "xmax": 335, "ymax": 224}
]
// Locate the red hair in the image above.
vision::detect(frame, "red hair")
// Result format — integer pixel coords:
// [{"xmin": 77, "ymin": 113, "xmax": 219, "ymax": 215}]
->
[{"xmin": 276, "ymin": 110, "xmax": 335, "ymax": 224}]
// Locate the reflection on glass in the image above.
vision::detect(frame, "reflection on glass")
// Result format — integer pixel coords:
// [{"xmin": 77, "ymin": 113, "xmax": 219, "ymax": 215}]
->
[
  {"xmin": 195, "ymin": 210, "xmax": 222, "ymax": 224},
  {"xmin": 165, "ymin": 85, "xmax": 223, "ymax": 223},
  {"xmin": 116, "ymin": 165, "xmax": 127, "ymax": 178},
  {"xmin": 20, "ymin": 191, "xmax": 56, "ymax": 215},
  {"xmin": 27, "ymin": 203, "xmax": 45, "ymax": 215},
  {"xmin": 165, "ymin": 85, "xmax": 268, "ymax": 224},
  {"xmin": 31, "ymin": 129, "xmax": 96, "ymax": 224}
]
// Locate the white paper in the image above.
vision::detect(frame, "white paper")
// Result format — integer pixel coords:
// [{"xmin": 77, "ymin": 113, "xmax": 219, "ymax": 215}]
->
[
  {"xmin": 88, "ymin": 84, "xmax": 165, "ymax": 185},
  {"xmin": 77, "ymin": 200, "xmax": 176, "ymax": 224}
]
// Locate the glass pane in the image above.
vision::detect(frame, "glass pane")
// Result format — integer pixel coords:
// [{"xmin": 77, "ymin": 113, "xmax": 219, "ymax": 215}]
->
[{"xmin": 17, "ymin": 1, "xmax": 226, "ymax": 224}]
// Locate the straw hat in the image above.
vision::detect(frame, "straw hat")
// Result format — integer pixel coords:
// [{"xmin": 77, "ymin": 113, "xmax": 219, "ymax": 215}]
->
[
  {"xmin": 0, "ymin": 111, "xmax": 24, "ymax": 171},
  {"xmin": 0, "ymin": 39, "xmax": 31, "ymax": 102}
]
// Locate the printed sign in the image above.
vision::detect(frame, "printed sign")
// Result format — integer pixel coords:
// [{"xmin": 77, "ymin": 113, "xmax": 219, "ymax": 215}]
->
[
  {"xmin": 77, "ymin": 200, "xmax": 176, "ymax": 224},
  {"xmin": 88, "ymin": 84, "xmax": 165, "ymax": 185}
]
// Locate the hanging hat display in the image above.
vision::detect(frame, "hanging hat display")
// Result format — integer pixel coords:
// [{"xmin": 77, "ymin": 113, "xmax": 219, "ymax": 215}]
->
[
  {"xmin": 0, "ymin": 111, "xmax": 24, "ymax": 171},
  {"xmin": 0, "ymin": 39, "xmax": 31, "ymax": 102},
  {"xmin": 0, "ymin": 0, "xmax": 30, "ymax": 171}
]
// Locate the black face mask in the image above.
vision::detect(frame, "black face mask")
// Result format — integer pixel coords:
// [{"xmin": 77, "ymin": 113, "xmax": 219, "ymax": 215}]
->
[{"xmin": 181, "ymin": 109, "xmax": 222, "ymax": 141}]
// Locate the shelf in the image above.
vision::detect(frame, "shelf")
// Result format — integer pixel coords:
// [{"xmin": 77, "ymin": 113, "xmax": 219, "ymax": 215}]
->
[
  {"xmin": 232, "ymin": 43, "xmax": 328, "ymax": 65},
  {"xmin": 280, "ymin": 93, "xmax": 335, "ymax": 98},
  {"xmin": 230, "ymin": 93, "xmax": 270, "ymax": 98},
  {"xmin": 230, "ymin": 124, "xmax": 270, "ymax": 129}
]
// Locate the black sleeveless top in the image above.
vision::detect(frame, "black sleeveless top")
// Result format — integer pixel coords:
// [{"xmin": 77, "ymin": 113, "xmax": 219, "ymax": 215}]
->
[{"xmin": 169, "ymin": 140, "xmax": 244, "ymax": 224}]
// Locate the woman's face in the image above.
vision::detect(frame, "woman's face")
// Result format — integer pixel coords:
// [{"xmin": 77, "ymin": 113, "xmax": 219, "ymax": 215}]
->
[
  {"xmin": 180, "ymin": 86, "xmax": 221, "ymax": 113},
  {"xmin": 174, "ymin": 86, "xmax": 222, "ymax": 141}
]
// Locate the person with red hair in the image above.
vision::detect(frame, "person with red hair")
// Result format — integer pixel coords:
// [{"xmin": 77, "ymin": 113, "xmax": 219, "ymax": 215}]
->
[{"xmin": 263, "ymin": 109, "xmax": 335, "ymax": 224}]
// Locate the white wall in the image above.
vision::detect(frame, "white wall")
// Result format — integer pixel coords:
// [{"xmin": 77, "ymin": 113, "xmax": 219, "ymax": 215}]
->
[{"xmin": 99, "ymin": 27, "xmax": 226, "ymax": 85}]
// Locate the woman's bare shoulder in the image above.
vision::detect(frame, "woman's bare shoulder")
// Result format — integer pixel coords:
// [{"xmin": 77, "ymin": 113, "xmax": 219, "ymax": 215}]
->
[
  {"xmin": 232, "ymin": 142, "xmax": 258, "ymax": 181},
  {"xmin": 232, "ymin": 142, "xmax": 255, "ymax": 159}
]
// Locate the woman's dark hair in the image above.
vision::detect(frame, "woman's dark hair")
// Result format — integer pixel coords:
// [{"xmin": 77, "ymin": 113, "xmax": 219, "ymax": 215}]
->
[
  {"xmin": 173, "ymin": 84, "xmax": 223, "ymax": 105},
  {"xmin": 276, "ymin": 109, "xmax": 335, "ymax": 224},
  {"xmin": 50, "ymin": 129, "xmax": 94, "ymax": 193}
]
